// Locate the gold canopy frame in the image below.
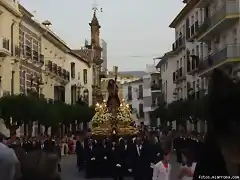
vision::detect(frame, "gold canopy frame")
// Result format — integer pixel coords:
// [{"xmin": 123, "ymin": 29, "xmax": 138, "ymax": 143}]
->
[{"xmin": 91, "ymin": 99, "xmax": 138, "ymax": 136}]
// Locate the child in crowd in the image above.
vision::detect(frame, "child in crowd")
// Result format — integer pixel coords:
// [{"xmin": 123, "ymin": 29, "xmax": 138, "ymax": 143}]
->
[{"xmin": 152, "ymin": 151, "xmax": 171, "ymax": 180}]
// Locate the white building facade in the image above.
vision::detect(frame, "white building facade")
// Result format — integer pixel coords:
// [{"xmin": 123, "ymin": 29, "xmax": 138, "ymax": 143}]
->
[
  {"xmin": 157, "ymin": 0, "xmax": 240, "ymax": 131},
  {"xmin": 66, "ymin": 53, "xmax": 93, "ymax": 106},
  {"xmin": 122, "ymin": 79, "xmax": 144, "ymax": 126},
  {"xmin": 168, "ymin": 0, "xmax": 207, "ymax": 102},
  {"xmin": 100, "ymin": 39, "xmax": 107, "ymax": 72},
  {"xmin": 142, "ymin": 64, "xmax": 162, "ymax": 127},
  {"xmin": 167, "ymin": 0, "xmax": 240, "ymax": 102}
]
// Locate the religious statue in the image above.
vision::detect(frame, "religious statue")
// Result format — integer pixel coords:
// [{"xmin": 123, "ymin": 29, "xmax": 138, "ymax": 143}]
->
[
  {"xmin": 107, "ymin": 79, "xmax": 120, "ymax": 116},
  {"xmin": 91, "ymin": 76, "xmax": 137, "ymax": 136}
]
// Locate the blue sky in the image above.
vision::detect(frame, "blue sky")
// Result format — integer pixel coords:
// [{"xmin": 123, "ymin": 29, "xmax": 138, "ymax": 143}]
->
[{"xmin": 19, "ymin": 0, "xmax": 184, "ymax": 71}]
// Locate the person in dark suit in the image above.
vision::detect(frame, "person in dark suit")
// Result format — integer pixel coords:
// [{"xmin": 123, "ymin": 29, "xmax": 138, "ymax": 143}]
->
[
  {"xmin": 109, "ymin": 141, "xmax": 123, "ymax": 180},
  {"xmin": 99, "ymin": 139, "xmax": 111, "ymax": 177},
  {"xmin": 129, "ymin": 136, "xmax": 148, "ymax": 180},
  {"xmin": 75, "ymin": 135, "xmax": 85, "ymax": 172},
  {"xmin": 55, "ymin": 138, "xmax": 62, "ymax": 172},
  {"xmin": 84, "ymin": 139, "xmax": 97, "ymax": 178},
  {"xmin": 121, "ymin": 139, "xmax": 131, "ymax": 177}
]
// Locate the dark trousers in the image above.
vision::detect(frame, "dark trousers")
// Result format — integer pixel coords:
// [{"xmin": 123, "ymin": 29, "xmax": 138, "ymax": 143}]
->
[
  {"xmin": 58, "ymin": 163, "xmax": 61, "ymax": 172},
  {"xmin": 176, "ymin": 150, "xmax": 182, "ymax": 163},
  {"xmin": 77, "ymin": 155, "xmax": 84, "ymax": 171}
]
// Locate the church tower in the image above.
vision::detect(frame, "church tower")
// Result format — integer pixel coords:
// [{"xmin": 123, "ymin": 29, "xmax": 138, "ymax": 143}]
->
[
  {"xmin": 89, "ymin": 10, "xmax": 101, "ymax": 49},
  {"xmin": 89, "ymin": 7, "xmax": 103, "ymax": 104}
]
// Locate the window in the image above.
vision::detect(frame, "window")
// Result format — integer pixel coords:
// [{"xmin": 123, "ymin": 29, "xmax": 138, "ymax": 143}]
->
[
  {"xmin": 192, "ymin": 49, "xmax": 195, "ymax": 55},
  {"xmin": 71, "ymin": 62, "xmax": 75, "ymax": 78},
  {"xmin": 166, "ymin": 60, "xmax": 168, "ymax": 70},
  {"xmin": 83, "ymin": 69, "xmax": 87, "ymax": 84},
  {"xmin": 180, "ymin": 58, "xmax": 182, "ymax": 67},
  {"xmin": 128, "ymin": 86, "xmax": 132, "ymax": 100},
  {"xmin": 197, "ymin": 79, "xmax": 200, "ymax": 89},
  {"xmin": 138, "ymin": 84, "xmax": 143, "ymax": 99},
  {"xmin": 139, "ymin": 103, "xmax": 144, "ymax": 118},
  {"xmin": 11, "ymin": 71, "xmax": 15, "ymax": 95},
  {"xmin": 196, "ymin": 45, "xmax": 199, "ymax": 56},
  {"xmin": 78, "ymin": 72, "xmax": 80, "ymax": 80},
  {"xmin": 195, "ymin": 11, "xmax": 198, "ymax": 22},
  {"xmin": 165, "ymin": 80, "xmax": 167, "ymax": 99}
]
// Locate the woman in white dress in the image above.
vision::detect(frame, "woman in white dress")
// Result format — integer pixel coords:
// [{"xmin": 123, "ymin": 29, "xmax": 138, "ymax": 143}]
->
[{"xmin": 178, "ymin": 149, "xmax": 196, "ymax": 180}]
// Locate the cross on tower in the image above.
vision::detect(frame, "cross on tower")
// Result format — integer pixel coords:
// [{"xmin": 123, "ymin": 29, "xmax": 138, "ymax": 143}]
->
[
  {"xmin": 92, "ymin": 0, "xmax": 102, "ymax": 12},
  {"xmin": 92, "ymin": 0, "xmax": 98, "ymax": 12}
]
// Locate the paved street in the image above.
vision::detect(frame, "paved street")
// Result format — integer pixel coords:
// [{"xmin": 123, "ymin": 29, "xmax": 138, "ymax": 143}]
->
[{"xmin": 60, "ymin": 155, "xmax": 180, "ymax": 180}]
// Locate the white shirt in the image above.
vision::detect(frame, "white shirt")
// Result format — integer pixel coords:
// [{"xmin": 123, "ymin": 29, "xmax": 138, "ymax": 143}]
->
[
  {"xmin": 136, "ymin": 145, "xmax": 142, "ymax": 156},
  {"xmin": 181, "ymin": 162, "xmax": 197, "ymax": 180},
  {"xmin": 152, "ymin": 161, "xmax": 171, "ymax": 180}
]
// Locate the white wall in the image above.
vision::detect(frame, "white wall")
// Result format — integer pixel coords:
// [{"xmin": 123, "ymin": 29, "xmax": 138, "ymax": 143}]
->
[
  {"xmin": 122, "ymin": 81, "xmax": 144, "ymax": 126},
  {"xmin": 160, "ymin": 57, "xmax": 176, "ymax": 103},
  {"xmin": 66, "ymin": 54, "xmax": 93, "ymax": 106}
]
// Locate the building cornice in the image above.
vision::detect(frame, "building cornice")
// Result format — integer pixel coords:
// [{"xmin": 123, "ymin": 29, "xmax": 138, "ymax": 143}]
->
[
  {"xmin": 0, "ymin": 1, "xmax": 22, "ymax": 17},
  {"xmin": 19, "ymin": 3, "xmax": 92, "ymax": 66},
  {"xmin": 19, "ymin": 4, "xmax": 33, "ymax": 18},
  {"xmin": 156, "ymin": 51, "xmax": 174, "ymax": 68},
  {"xmin": 68, "ymin": 51, "xmax": 90, "ymax": 68},
  {"xmin": 169, "ymin": 0, "xmax": 199, "ymax": 28},
  {"xmin": 19, "ymin": 3, "xmax": 70, "ymax": 53}
]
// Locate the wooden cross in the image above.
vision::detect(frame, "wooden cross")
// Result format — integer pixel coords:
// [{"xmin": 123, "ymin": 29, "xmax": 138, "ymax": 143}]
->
[{"xmin": 114, "ymin": 66, "xmax": 118, "ymax": 81}]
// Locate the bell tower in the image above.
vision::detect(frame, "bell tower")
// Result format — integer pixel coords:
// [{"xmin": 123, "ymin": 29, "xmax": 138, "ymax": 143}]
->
[
  {"xmin": 89, "ymin": 0, "xmax": 103, "ymax": 105},
  {"xmin": 89, "ymin": 10, "xmax": 101, "ymax": 49}
]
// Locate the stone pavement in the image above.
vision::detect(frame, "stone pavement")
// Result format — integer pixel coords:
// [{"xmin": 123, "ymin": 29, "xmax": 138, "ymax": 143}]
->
[{"xmin": 60, "ymin": 154, "xmax": 181, "ymax": 180}]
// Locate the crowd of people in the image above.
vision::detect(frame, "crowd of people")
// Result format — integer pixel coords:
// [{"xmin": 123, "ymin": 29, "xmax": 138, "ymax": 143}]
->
[
  {"xmin": 1, "ymin": 69, "xmax": 239, "ymax": 180},
  {"xmin": 0, "ymin": 128, "xmax": 204, "ymax": 180},
  {"xmin": 75, "ymin": 129, "xmax": 204, "ymax": 180},
  {"xmin": 0, "ymin": 133, "xmax": 69, "ymax": 180}
]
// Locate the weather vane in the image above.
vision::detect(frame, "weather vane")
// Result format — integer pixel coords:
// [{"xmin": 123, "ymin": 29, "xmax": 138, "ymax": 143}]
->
[{"xmin": 92, "ymin": 0, "xmax": 103, "ymax": 12}]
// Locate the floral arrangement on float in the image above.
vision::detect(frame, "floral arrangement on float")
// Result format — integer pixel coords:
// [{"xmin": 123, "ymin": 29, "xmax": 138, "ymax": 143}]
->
[{"xmin": 91, "ymin": 99, "xmax": 138, "ymax": 136}]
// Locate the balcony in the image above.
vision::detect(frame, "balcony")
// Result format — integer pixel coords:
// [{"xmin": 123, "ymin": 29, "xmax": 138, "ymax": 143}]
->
[
  {"xmin": 172, "ymin": 36, "xmax": 185, "ymax": 54},
  {"xmin": 197, "ymin": 1, "xmax": 240, "ymax": 41},
  {"xmin": 32, "ymin": 50, "xmax": 38, "ymax": 61},
  {"xmin": 188, "ymin": 55, "xmax": 200, "ymax": 75},
  {"xmin": 53, "ymin": 63, "xmax": 58, "ymax": 73},
  {"xmin": 0, "ymin": 37, "xmax": 10, "ymax": 57},
  {"xmin": 57, "ymin": 66, "xmax": 62, "ymax": 76},
  {"xmin": 151, "ymin": 83, "xmax": 161, "ymax": 91},
  {"xmin": 187, "ymin": 21, "xmax": 199, "ymax": 42},
  {"xmin": 40, "ymin": 54, "xmax": 44, "ymax": 65},
  {"xmin": 198, "ymin": 44, "xmax": 240, "ymax": 76},
  {"xmin": 25, "ymin": 46, "xmax": 32, "ymax": 59},
  {"xmin": 173, "ymin": 67, "xmax": 186, "ymax": 83},
  {"xmin": 47, "ymin": 61, "xmax": 53, "ymax": 71}
]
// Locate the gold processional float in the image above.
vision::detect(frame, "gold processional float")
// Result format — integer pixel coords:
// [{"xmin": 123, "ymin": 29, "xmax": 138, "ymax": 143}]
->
[{"xmin": 91, "ymin": 78, "xmax": 138, "ymax": 137}]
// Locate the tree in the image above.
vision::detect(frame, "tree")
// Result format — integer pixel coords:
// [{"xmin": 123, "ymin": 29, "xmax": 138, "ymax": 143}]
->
[{"xmin": 0, "ymin": 95, "xmax": 31, "ymax": 135}]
